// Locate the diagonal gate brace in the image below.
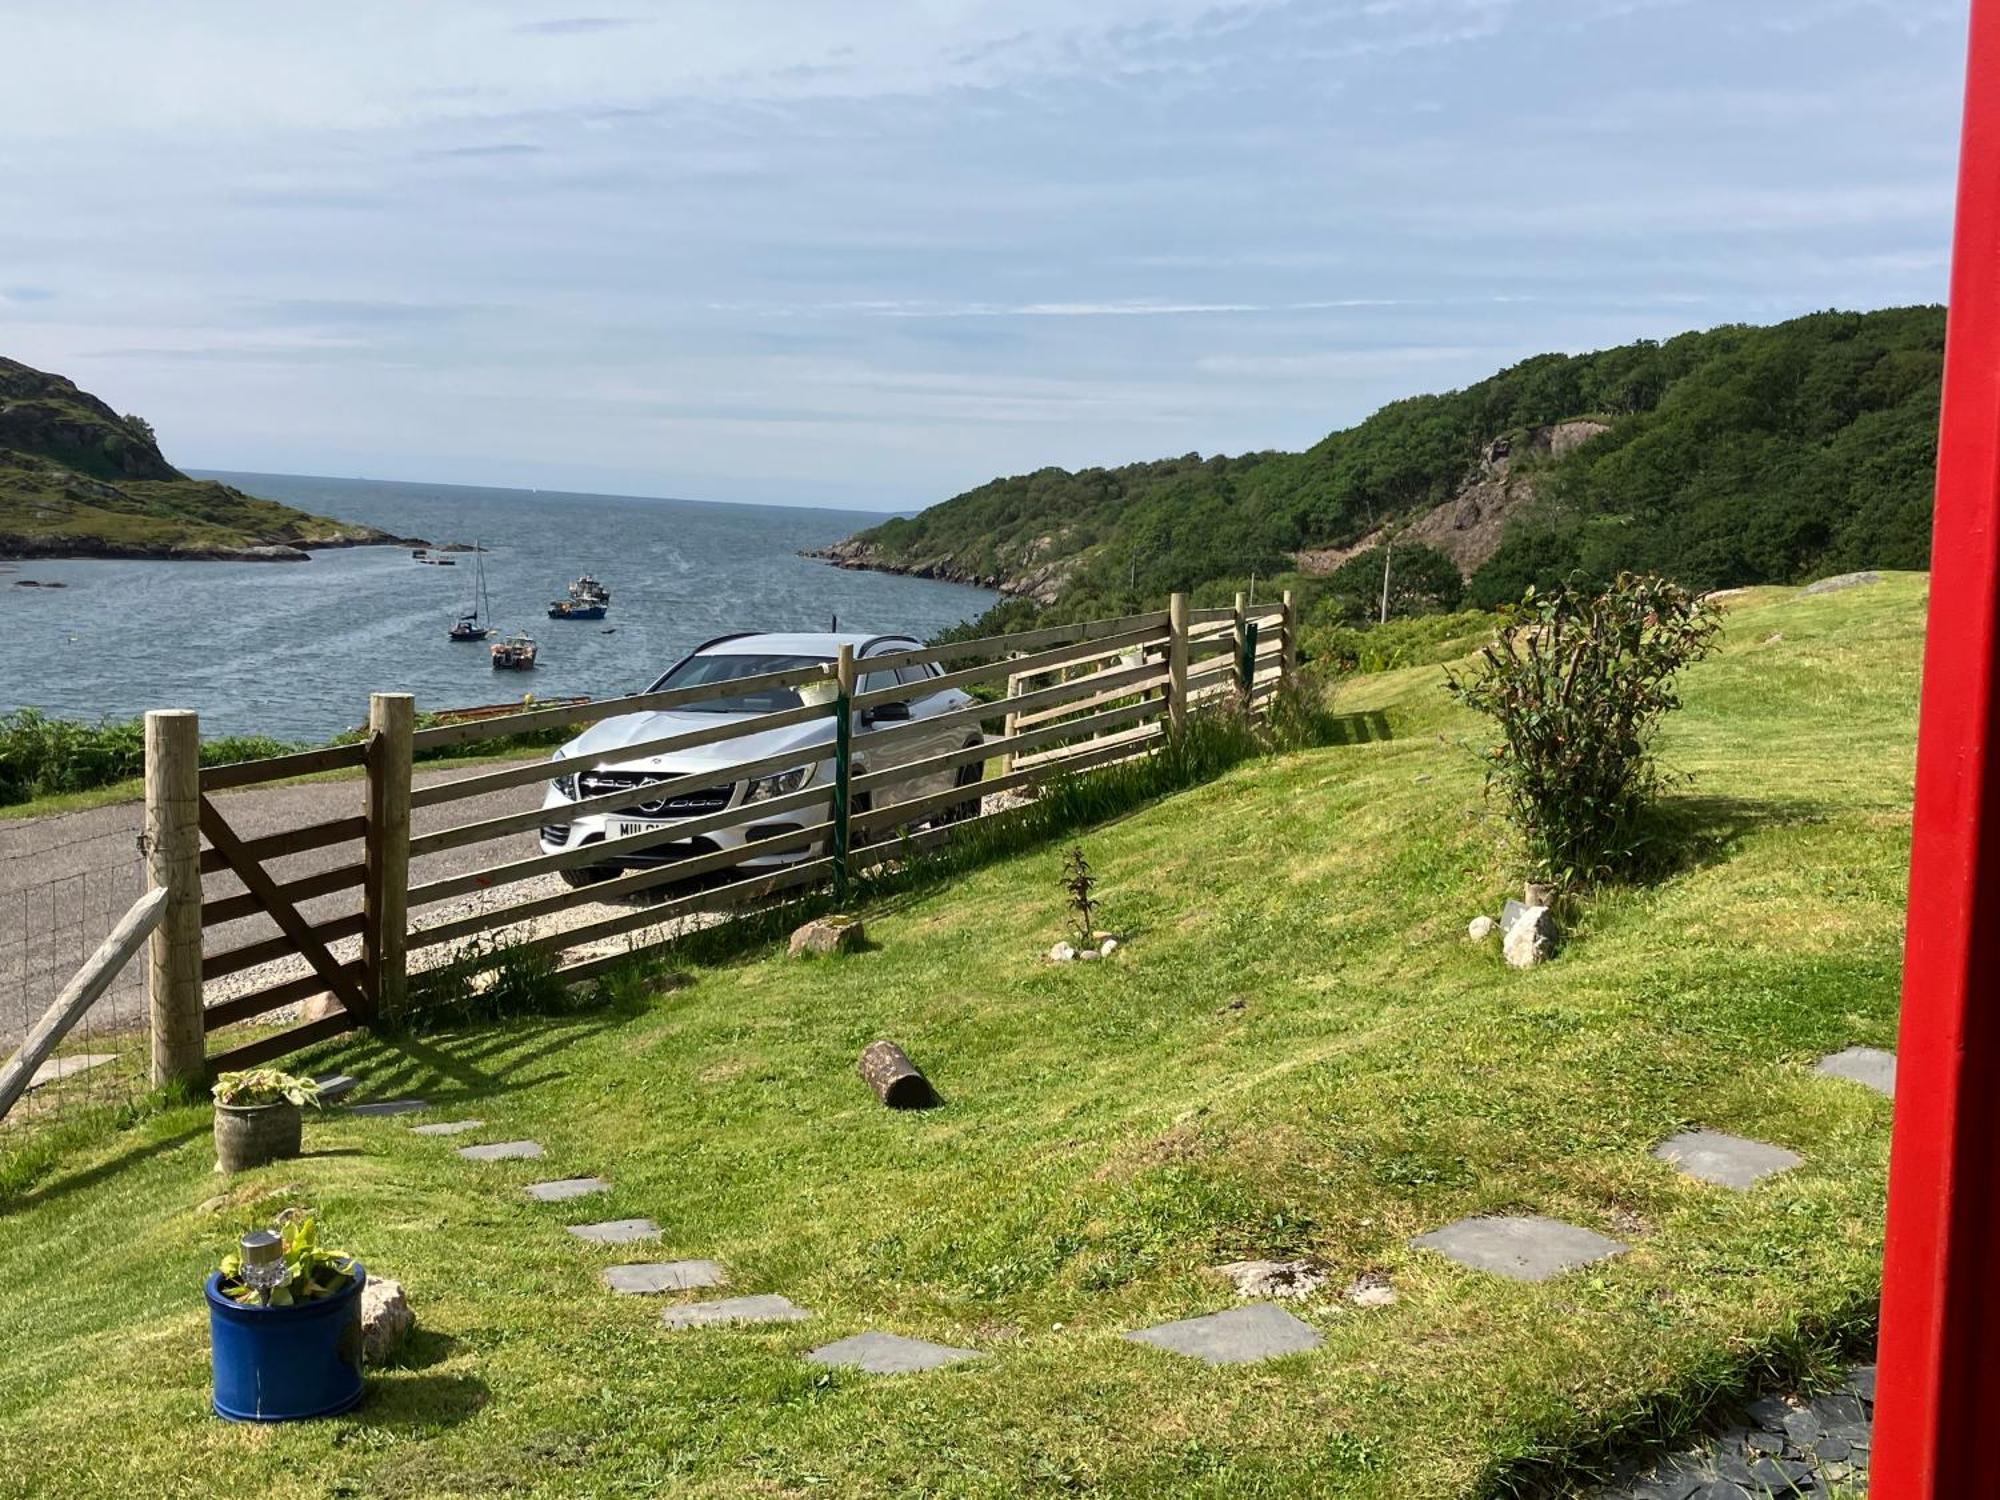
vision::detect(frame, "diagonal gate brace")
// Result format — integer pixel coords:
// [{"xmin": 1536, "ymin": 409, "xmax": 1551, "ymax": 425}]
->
[{"xmin": 198, "ymin": 794, "xmax": 372, "ymax": 1021}]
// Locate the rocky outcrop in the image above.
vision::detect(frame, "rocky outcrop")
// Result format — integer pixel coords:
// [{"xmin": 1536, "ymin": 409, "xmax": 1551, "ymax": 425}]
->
[
  {"xmin": 1297, "ymin": 418, "xmax": 1613, "ymax": 580},
  {"xmin": 0, "ymin": 357, "xmax": 412, "ymax": 560},
  {"xmin": 805, "ymin": 536, "xmax": 1077, "ymax": 603}
]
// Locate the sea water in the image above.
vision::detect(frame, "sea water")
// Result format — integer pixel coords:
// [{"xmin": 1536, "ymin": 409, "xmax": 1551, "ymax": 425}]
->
[{"xmin": 0, "ymin": 472, "xmax": 995, "ymax": 742}]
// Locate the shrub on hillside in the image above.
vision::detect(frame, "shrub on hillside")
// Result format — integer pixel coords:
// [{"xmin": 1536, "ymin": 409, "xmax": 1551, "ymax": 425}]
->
[
  {"xmin": 0, "ymin": 708, "xmax": 298, "ymax": 807},
  {"xmin": 1303, "ymin": 610, "xmax": 1497, "ymax": 674},
  {"xmin": 1445, "ymin": 573, "xmax": 1719, "ymax": 886}
]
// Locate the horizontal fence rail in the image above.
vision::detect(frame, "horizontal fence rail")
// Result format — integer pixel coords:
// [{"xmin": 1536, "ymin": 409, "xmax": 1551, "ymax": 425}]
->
[{"xmin": 139, "ymin": 593, "xmax": 1294, "ymax": 1079}]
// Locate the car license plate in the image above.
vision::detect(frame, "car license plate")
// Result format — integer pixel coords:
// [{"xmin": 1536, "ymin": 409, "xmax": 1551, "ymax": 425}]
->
[{"xmin": 615, "ymin": 821, "xmax": 656, "ymax": 839}]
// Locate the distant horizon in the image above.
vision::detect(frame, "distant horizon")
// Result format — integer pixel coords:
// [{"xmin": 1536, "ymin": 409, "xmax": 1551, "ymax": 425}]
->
[{"xmin": 190, "ymin": 467, "xmax": 913, "ymax": 522}]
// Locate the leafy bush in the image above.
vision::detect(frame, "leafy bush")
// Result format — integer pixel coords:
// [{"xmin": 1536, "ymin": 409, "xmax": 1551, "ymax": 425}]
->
[
  {"xmin": 1445, "ymin": 574, "xmax": 1720, "ymax": 886},
  {"xmin": 1315, "ymin": 542, "xmax": 1465, "ymax": 624},
  {"xmin": 1303, "ymin": 610, "xmax": 1497, "ymax": 674},
  {"xmin": 0, "ymin": 708, "xmax": 300, "ymax": 807}
]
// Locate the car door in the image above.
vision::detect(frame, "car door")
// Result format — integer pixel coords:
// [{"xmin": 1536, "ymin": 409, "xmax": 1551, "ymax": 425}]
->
[
  {"xmin": 899, "ymin": 662, "xmax": 980, "ymax": 801},
  {"xmin": 856, "ymin": 647, "xmax": 960, "ymax": 806}
]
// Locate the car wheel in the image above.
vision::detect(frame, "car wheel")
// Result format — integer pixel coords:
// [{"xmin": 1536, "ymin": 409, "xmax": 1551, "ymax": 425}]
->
[
  {"xmin": 934, "ymin": 758, "xmax": 985, "ymax": 825},
  {"xmin": 558, "ymin": 865, "xmax": 615, "ymax": 890}
]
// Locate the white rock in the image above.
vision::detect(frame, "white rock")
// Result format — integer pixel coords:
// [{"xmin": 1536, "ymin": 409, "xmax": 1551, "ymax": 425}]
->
[
  {"xmin": 1503, "ymin": 905, "xmax": 1553, "ymax": 968},
  {"xmin": 1077, "ymin": 947, "xmax": 1100, "ymax": 961},
  {"xmin": 1344, "ymin": 1273, "xmax": 1397, "ymax": 1308},
  {"xmin": 1049, "ymin": 942, "xmax": 1077, "ymax": 963},
  {"xmin": 1099, "ymin": 937, "xmax": 1120, "ymax": 957},
  {"xmin": 1212, "ymin": 1259, "xmax": 1327, "ymax": 1300},
  {"xmin": 360, "ymin": 1276, "xmax": 414, "ymax": 1366},
  {"xmin": 1467, "ymin": 916, "xmax": 1496, "ymax": 941}
]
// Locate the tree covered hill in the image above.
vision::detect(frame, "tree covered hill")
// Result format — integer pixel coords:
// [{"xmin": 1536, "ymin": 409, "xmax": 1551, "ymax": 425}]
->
[
  {"xmin": 0, "ymin": 356, "xmax": 397, "ymax": 560},
  {"xmin": 817, "ymin": 306, "xmax": 1943, "ymax": 618}
]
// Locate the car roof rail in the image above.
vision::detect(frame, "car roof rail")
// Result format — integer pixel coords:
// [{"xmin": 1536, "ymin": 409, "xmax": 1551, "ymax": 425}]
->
[{"xmin": 859, "ymin": 634, "xmax": 922, "ymax": 656}]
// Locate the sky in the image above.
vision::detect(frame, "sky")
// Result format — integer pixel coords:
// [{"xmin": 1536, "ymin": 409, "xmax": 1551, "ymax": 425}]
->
[{"xmin": 0, "ymin": 0, "xmax": 1969, "ymax": 511}]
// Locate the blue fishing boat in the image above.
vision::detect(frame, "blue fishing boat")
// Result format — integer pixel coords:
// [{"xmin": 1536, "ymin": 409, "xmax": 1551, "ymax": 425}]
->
[{"xmin": 547, "ymin": 598, "xmax": 607, "ymax": 621}]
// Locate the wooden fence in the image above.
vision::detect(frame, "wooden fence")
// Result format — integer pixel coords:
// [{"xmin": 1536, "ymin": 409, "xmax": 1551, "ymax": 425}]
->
[{"xmin": 146, "ymin": 591, "xmax": 1295, "ymax": 1082}]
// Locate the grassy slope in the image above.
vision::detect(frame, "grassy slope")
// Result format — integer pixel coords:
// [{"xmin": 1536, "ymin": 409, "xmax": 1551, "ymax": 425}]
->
[{"xmin": 0, "ymin": 579, "xmax": 1920, "ymax": 1499}]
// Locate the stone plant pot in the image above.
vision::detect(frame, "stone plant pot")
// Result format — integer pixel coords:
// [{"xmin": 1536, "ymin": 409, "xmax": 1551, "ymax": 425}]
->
[{"xmin": 214, "ymin": 1100, "xmax": 303, "ymax": 1174}]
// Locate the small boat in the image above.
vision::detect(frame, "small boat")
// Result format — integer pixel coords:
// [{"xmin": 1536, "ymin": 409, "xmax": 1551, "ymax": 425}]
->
[
  {"xmin": 547, "ymin": 598, "xmax": 607, "ymax": 621},
  {"xmin": 570, "ymin": 574, "xmax": 610, "ymax": 605},
  {"xmin": 449, "ymin": 542, "xmax": 495, "ymax": 641},
  {"xmin": 491, "ymin": 632, "xmax": 538, "ymax": 670},
  {"xmin": 412, "ymin": 547, "xmax": 428, "ymax": 559}
]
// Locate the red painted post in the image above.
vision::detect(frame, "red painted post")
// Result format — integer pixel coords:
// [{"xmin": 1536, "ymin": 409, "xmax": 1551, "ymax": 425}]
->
[{"xmin": 1874, "ymin": 5, "xmax": 2000, "ymax": 1493}]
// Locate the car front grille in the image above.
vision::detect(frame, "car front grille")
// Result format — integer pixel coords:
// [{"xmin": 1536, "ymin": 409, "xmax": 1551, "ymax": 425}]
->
[{"xmin": 577, "ymin": 769, "xmax": 734, "ymax": 819}]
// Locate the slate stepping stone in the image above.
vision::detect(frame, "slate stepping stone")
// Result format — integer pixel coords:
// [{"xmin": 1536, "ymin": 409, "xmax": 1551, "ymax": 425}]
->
[
  {"xmin": 1410, "ymin": 1214, "xmax": 1627, "ymax": 1281},
  {"xmin": 526, "ymin": 1176, "xmax": 610, "ymax": 1202},
  {"xmin": 410, "ymin": 1119, "xmax": 484, "ymax": 1136},
  {"xmin": 314, "ymin": 1073, "xmax": 360, "ymax": 1101},
  {"xmin": 603, "ymin": 1260, "xmax": 728, "ymax": 1294},
  {"xmin": 1815, "ymin": 1045, "xmax": 1896, "ymax": 1097},
  {"xmin": 660, "ymin": 1294, "xmax": 811, "ymax": 1329},
  {"xmin": 1123, "ymin": 1302, "xmax": 1322, "ymax": 1365},
  {"xmin": 806, "ymin": 1331, "xmax": 984, "ymax": 1374},
  {"xmin": 1653, "ymin": 1129, "xmax": 1802, "ymax": 1189},
  {"xmin": 567, "ymin": 1217, "xmax": 660, "ymax": 1244},
  {"xmin": 457, "ymin": 1139, "xmax": 544, "ymax": 1161},
  {"xmin": 349, "ymin": 1098, "xmax": 427, "ymax": 1117}
]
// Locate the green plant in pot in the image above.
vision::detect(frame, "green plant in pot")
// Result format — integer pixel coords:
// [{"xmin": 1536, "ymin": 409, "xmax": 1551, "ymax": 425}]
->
[
  {"xmin": 212, "ymin": 1068, "xmax": 320, "ymax": 1174},
  {"xmin": 208, "ymin": 1208, "xmax": 367, "ymax": 1421}
]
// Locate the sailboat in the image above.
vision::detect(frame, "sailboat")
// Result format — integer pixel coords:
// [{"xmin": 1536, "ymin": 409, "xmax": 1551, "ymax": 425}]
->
[{"xmin": 448, "ymin": 544, "xmax": 494, "ymax": 641}]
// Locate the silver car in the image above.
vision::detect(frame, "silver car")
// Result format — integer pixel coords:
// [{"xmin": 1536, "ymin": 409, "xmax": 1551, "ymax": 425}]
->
[{"xmin": 539, "ymin": 631, "xmax": 984, "ymax": 887}]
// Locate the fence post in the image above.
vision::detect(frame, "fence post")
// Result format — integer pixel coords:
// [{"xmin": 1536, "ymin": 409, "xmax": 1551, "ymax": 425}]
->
[
  {"xmin": 145, "ymin": 709, "xmax": 204, "ymax": 1087},
  {"xmin": 831, "ymin": 646, "xmax": 855, "ymax": 904},
  {"xmin": 1168, "ymin": 592, "xmax": 1189, "ymax": 737},
  {"xmin": 1233, "ymin": 591, "xmax": 1250, "ymax": 714},
  {"xmin": 363, "ymin": 692, "xmax": 414, "ymax": 1022},
  {"xmin": 1281, "ymin": 588, "xmax": 1297, "ymax": 682},
  {"xmin": 999, "ymin": 662, "xmax": 1023, "ymax": 776}
]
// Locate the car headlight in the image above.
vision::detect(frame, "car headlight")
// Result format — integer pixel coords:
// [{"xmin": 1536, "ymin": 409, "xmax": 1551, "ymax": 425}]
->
[
  {"xmin": 744, "ymin": 764, "xmax": 814, "ymax": 802},
  {"xmin": 551, "ymin": 755, "xmax": 578, "ymax": 799}
]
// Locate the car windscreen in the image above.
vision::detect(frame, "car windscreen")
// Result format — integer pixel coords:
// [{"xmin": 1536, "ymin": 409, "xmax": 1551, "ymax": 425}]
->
[{"xmin": 646, "ymin": 653, "xmax": 831, "ymax": 713}]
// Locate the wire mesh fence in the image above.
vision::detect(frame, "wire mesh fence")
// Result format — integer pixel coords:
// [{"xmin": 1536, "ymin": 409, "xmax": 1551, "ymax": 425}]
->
[{"xmin": 0, "ymin": 827, "xmax": 152, "ymax": 1137}]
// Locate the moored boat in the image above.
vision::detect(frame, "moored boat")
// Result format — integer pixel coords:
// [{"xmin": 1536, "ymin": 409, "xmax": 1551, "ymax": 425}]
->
[
  {"xmin": 491, "ymin": 632, "xmax": 538, "ymax": 670},
  {"xmin": 547, "ymin": 598, "xmax": 608, "ymax": 621},
  {"xmin": 570, "ymin": 574, "xmax": 610, "ymax": 605},
  {"xmin": 449, "ymin": 542, "xmax": 495, "ymax": 640}
]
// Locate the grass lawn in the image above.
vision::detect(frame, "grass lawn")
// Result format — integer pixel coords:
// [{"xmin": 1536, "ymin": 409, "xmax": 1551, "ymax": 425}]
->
[{"xmin": 0, "ymin": 578, "xmax": 1920, "ymax": 1498}]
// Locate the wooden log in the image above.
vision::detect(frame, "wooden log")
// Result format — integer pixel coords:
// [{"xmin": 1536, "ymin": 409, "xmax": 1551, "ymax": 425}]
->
[{"xmin": 858, "ymin": 1040, "xmax": 935, "ymax": 1109}]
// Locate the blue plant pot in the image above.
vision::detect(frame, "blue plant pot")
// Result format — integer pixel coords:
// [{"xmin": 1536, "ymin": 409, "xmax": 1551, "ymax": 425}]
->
[{"xmin": 205, "ymin": 1260, "xmax": 366, "ymax": 1422}]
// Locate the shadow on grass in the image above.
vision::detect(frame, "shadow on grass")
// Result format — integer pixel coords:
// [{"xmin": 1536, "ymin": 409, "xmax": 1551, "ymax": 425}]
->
[
  {"xmin": 314, "ymin": 1010, "xmax": 634, "ymax": 1109},
  {"xmin": 0, "ymin": 1117, "xmax": 208, "ymax": 1219},
  {"xmin": 1624, "ymin": 792, "xmax": 1830, "ymax": 885},
  {"xmin": 1321, "ymin": 709, "xmax": 1393, "ymax": 746},
  {"xmin": 351, "ymin": 1369, "xmax": 491, "ymax": 1432}
]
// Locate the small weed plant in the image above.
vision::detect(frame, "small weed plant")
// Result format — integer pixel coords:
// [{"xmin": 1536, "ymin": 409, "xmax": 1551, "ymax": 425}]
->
[
  {"xmin": 1061, "ymin": 845, "xmax": 1098, "ymax": 946},
  {"xmin": 1445, "ymin": 572, "xmax": 1719, "ymax": 886}
]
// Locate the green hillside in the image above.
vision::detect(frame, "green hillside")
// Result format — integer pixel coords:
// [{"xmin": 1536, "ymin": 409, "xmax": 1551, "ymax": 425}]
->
[
  {"xmin": 823, "ymin": 307, "xmax": 1942, "ymax": 621},
  {"xmin": 0, "ymin": 357, "xmax": 393, "ymax": 559},
  {"xmin": 0, "ymin": 578, "xmax": 1915, "ymax": 1497}
]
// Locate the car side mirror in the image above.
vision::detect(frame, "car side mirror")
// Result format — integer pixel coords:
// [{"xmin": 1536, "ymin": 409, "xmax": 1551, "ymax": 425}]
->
[{"xmin": 863, "ymin": 700, "xmax": 912, "ymax": 724}]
